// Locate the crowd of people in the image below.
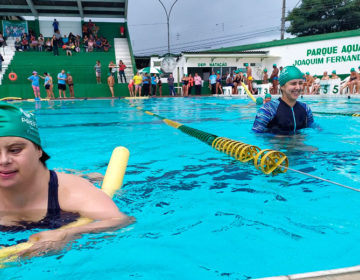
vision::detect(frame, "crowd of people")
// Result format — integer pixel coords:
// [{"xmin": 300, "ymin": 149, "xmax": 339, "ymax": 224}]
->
[
  {"xmin": 12, "ymin": 19, "xmax": 111, "ymax": 56},
  {"xmin": 27, "ymin": 70, "xmax": 75, "ymax": 100}
]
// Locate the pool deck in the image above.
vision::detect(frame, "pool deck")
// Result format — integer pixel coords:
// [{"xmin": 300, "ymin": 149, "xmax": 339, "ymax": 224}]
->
[{"xmin": 256, "ymin": 265, "xmax": 360, "ymax": 280}]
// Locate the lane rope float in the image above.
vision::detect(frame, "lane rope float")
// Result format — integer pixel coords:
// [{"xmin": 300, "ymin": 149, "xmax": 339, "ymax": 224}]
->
[
  {"xmin": 313, "ymin": 111, "xmax": 360, "ymax": 117},
  {"xmin": 122, "ymin": 99, "xmax": 287, "ymax": 175},
  {"xmin": 240, "ymin": 82, "xmax": 256, "ymax": 103},
  {"xmin": 122, "ymin": 99, "xmax": 360, "ymax": 192},
  {"xmin": 0, "ymin": 146, "xmax": 130, "ymax": 265}
]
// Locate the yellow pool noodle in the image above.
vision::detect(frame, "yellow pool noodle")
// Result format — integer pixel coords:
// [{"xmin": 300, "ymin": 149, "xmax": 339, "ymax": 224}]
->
[
  {"xmin": 0, "ymin": 146, "xmax": 130, "ymax": 263},
  {"xmin": 241, "ymin": 82, "xmax": 256, "ymax": 103}
]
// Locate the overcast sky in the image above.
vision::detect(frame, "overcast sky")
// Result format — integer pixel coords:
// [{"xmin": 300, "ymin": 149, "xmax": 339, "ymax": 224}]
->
[{"xmin": 127, "ymin": 0, "xmax": 300, "ymax": 56}]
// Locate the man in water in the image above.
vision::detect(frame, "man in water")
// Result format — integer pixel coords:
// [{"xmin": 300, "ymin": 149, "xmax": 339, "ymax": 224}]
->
[
  {"xmin": 252, "ymin": 65, "xmax": 314, "ymax": 135},
  {"xmin": 0, "ymin": 103, "xmax": 133, "ymax": 256}
]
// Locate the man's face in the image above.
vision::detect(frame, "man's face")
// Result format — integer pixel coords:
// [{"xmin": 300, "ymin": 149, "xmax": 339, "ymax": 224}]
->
[
  {"xmin": 61, "ymin": 70, "xmax": 65, "ymax": 74},
  {"xmin": 281, "ymin": 79, "xmax": 304, "ymax": 103},
  {"xmin": 0, "ymin": 137, "xmax": 42, "ymax": 189}
]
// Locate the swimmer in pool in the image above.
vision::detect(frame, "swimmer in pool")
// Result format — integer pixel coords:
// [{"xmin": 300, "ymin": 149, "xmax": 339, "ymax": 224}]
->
[
  {"xmin": 252, "ymin": 65, "xmax": 315, "ymax": 135},
  {"xmin": 0, "ymin": 102, "xmax": 134, "ymax": 256}
]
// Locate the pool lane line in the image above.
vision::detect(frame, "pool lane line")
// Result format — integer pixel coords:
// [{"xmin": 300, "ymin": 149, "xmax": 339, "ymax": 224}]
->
[
  {"xmin": 122, "ymin": 99, "xmax": 288, "ymax": 175},
  {"xmin": 313, "ymin": 111, "xmax": 360, "ymax": 117},
  {"xmin": 123, "ymin": 99, "xmax": 360, "ymax": 192}
]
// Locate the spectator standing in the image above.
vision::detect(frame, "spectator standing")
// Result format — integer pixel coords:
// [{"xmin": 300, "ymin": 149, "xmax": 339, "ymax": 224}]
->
[
  {"xmin": 194, "ymin": 73, "xmax": 202, "ymax": 95},
  {"xmin": 151, "ymin": 74, "xmax": 157, "ymax": 96},
  {"xmin": 51, "ymin": 35, "xmax": 58, "ymax": 56},
  {"xmin": 142, "ymin": 73, "xmax": 151, "ymax": 96},
  {"xmin": 94, "ymin": 60, "xmax": 101, "ymax": 84},
  {"xmin": 57, "ymin": 70, "xmax": 67, "ymax": 98},
  {"xmin": 52, "ymin": 19, "xmax": 59, "ymax": 32},
  {"xmin": 216, "ymin": 72, "xmax": 223, "ymax": 94},
  {"xmin": 108, "ymin": 61, "xmax": 116, "ymax": 78},
  {"xmin": 118, "ymin": 60, "xmax": 127, "ymax": 83},
  {"xmin": 209, "ymin": 71, "xmax": 217, "ymax": 95},
  {"xmin": 128, "ymin": 79, "xmax": 134, "ymax": 97},
  {"xmin": 168, "ymin": 73, "xmax": 175, "ymax": 96},
  {"xmin": 133, "ymin": 72, "xmax": 143, "ymax": 97},
  {"xmin": 270, "ymin": 64, "xmax": 279, "ymax": 94},
  {"xmin": 48, "ymin": 73, "xmax": 55, "ymax": 98},
  {"xmin": 188, "ymin": 74, "xmax": 194, "ymax": 95},
  {"xmin": 39, "ymin": 72, "xmax": 51, "ymax": 99},
  {"xmin": 38, "ymin": 34, "xmax": 44, "ymax": 51},
  {"xmin": 157, "ymin": 76, "xmax": 162, "ymax": 97},
  {"xmin": 263, "ymin": 69, "xmax": 268, "ymax": 84},
  {"xmin": 245, "ymin": 63, "xmax": 253, "ymax": 93},
  {"xmin": 304, "ymin": 72, "xmax": 314, "ymax": 94},
  {"xmin": 182, "ymin": 74, "xmax": 189, "ymax": 96},
  {"xmin": 66, "ymin": 72, "xmax": 75, "ymax": 98},
  {"xmin": 107, "ymin": 73, "xmax": 115, "ymax": 98},
  {"xmin": 27, "ymin": 71, "xmax": 41, "ymax": 100}
]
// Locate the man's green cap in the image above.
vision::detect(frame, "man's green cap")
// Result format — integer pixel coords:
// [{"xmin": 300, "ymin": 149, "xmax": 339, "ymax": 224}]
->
[
  {"xmin": 306, "ymin": 72, "xmax": 310, "ymax": 75},
  {"xmin": 0, "ymin": 102, "xmax": 41, "ymax": 146},
  {"xmin": 332, "ymin": 70, "xmax": 336, "ymax": 74},
  {"xmin": 273, "ymin": 64, "xmax": 277, "ymax": 67},
  {"xmin": 279, "ymin": 66, "xmax": 304, "ymax": 86},
  {"xmin": 265, "ymin": 93, "xmax": 272, "ymax": 99},
  {"xmin": 351, "ymin": 68, "xmax": 355, "ymax": 72},
  {"xmin": 67, "ymin": 71, "xmax": 71, "ymax": 74},
  {"xmin": 217, "ymin": 71, "xmax": 220, "ymax": 74},
  {"xmin": 244, "ymin": 63, "xmax": 248, "ymax": 66},
  {"xmin": 264, "ymin": 69, "xmax": 267, "ymax": 72}
]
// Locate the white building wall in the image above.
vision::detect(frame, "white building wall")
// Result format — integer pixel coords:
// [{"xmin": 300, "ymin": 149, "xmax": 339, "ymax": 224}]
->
[
  {"xmin": 259, "ymin": 36, "xmax": 360, "ymax": 75},
  {"xmin": 39, "ymin": 21, "xmax": 82, "ymax": 37}
]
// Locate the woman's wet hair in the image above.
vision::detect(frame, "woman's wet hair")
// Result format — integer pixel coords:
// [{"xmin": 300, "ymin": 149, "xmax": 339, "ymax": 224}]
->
[{"xmin": 35, "ymin": 144, "xmax": 50, "ymax": 166}]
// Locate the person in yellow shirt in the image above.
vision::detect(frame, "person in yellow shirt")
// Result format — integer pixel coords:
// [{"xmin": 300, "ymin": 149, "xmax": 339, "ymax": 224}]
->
[{"xmin": 133, "ymin": 72, "xmax": 143, "ymax": 97}]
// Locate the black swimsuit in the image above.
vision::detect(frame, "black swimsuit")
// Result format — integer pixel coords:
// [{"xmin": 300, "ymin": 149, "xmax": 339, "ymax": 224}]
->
[{"xmin": 0, "ymin": 170, "xmax": 79, "ymax": 232}]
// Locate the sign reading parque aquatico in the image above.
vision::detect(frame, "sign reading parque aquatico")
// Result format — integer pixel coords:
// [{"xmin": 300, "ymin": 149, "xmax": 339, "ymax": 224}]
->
[
  {"xmin": 294, "ymin": 43, "xmax": 360, "ymax": 66},
  {"xmin": 198, "ymin": 62, "xmax": 228, "ymax": 67}
]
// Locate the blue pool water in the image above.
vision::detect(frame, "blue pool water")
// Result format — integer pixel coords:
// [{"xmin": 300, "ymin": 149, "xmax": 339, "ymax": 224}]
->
[{"xmin": 1, "ymin": 96, "xmax": 360, "ymax": 279}]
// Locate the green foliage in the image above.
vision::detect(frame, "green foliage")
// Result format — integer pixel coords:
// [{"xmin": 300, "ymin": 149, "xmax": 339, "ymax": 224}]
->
[{"xmin": 286, "ymin": 0, "xmax": 360, "ymax": 36}]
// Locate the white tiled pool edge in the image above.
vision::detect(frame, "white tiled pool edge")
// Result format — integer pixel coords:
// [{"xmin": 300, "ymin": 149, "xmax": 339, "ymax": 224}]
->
[{"xmin": 255, "ymin": 265, "xmax": 360, "ymax": 279}]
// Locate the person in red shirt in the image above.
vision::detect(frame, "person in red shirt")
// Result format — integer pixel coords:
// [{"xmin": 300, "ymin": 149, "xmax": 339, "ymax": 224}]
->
[{"xmin": 118, "ymin": 60, "xmax": 127, "ymax": 83}]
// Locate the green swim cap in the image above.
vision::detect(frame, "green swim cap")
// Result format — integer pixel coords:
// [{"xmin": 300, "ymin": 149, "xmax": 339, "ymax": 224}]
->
[
  {"xmin": 264, "ymin": 69, "xmax": 267, "ymax": 72},
  {"xmin": 265, "ymin": 93, "xmax": 272, "ymax": 99},
  {"xmin": 0, "ymin": 102, "xmax": 41, "ymax": 146},
  {"xmin": 67, "ymin": 71, "xmax": 71, "ymax": 74},
  {"xmin": 306, "ymin": 72, "xmax": 310, "ymax": 75},
  {"xmin": 245, "ymin": 63, "xmax": 248, "ymax": 66},
  {"xmin": 350, "ymin": 68, "xmax": 355, "ymax": 72},
  {"xmin": 279, "ymin": 66, "xmax": 304, "ymax": 86},
  {"xmin": 256, "ymin": 97, "xmax": 264, "ymax": 105},
  {"xmin": 273, "ymin": 64, "xmax": 277, "ymax": 67},
  {"xmin": 332, "ymin": 70, "xmax": 336, "ymax": 74}
]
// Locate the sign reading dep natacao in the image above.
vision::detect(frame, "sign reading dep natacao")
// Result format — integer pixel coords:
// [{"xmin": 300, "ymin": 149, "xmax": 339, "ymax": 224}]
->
[{"xmin": 294, "ymin": 44, "xmax": 360, "ymax": 66}]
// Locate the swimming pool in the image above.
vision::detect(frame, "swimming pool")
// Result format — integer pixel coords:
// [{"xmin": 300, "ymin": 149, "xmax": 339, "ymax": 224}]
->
[{"xmin": 1, "ymin": 96, "xmax": 360, "ymax": 279}]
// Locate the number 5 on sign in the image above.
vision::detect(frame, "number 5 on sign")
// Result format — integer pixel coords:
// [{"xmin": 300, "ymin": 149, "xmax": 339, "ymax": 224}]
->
[{"xmin": 320, "ymin": 80, "xmax": 340, "ymax": 95}]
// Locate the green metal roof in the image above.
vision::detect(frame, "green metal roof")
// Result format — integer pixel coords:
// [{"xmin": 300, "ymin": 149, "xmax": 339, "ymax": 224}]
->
[{"xmin": 208, "ymin": 29, "xmax": 360, "ymax": 53}]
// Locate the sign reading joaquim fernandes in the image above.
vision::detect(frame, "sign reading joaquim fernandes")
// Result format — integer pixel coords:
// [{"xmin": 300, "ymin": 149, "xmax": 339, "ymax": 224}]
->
[{"xmin": 294, "ymin": 44, "xmax": 360, "ymax": 66}]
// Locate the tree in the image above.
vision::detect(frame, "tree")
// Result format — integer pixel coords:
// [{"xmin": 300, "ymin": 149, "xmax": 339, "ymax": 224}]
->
[{"xmin": 286, "ymin": 0, "xmax": 360, "ymax": 36}]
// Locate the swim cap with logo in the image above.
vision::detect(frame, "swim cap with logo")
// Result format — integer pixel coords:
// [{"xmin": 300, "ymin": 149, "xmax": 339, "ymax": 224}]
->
[
  {"xmin": 279, "ymin": 66, "xmax": 304, "ymax": 86},
  {"xmin": 350, "ymin": 68, "xmax": 355, "ymax": 72},
  {"xmin": 0, "ymin": 102, "xmax": 41, "ymax": 146},
  {"xmin": 332, "ymin": 70, "xmax": 336, "ymax": 74},
  {"xmin": 264, "ymin": 69, "xmax": 268, "ymax": 72}
]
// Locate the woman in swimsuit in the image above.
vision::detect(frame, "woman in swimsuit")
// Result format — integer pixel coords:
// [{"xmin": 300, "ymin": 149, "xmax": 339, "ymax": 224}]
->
[
  {"xmin": 182, "ymin": 74, "xmax": 189, "ymax": 96},
  {"xmin": 0, "ymin": 103, "xmax": 134, "ymax": 256}
]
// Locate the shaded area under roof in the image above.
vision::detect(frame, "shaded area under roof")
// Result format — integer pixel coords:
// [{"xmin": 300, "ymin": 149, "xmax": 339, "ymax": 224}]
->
[{"xmin": 0, "ymin": 0, "xmax": 128, "ymax": 18}]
